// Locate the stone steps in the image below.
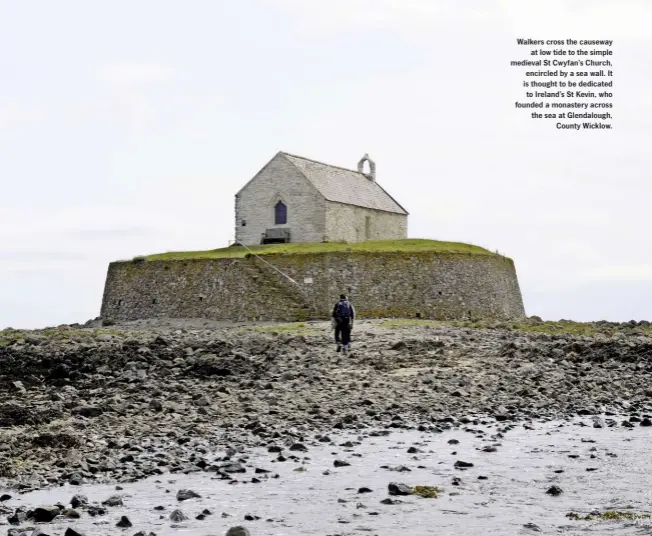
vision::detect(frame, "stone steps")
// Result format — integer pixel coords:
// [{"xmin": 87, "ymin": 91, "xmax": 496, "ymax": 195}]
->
[{"xmin": 238, "ymin": 259, "xmax": 318, "ymax": 321}]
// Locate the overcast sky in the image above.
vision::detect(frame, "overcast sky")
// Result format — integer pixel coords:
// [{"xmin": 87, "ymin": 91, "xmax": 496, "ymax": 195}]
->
[{"xmin": 1, "ymin": 0, "xmax": 650, "ymax": 329}]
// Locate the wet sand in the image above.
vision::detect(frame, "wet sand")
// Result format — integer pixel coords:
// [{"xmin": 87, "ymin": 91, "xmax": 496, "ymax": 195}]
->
[{"xmin": 2, "ymin": 418, "xmax": 652, "ymax": 535}]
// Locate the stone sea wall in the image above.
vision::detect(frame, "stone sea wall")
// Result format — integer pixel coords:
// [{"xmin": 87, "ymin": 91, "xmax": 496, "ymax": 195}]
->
[{"xmin": 100, "ymin": 252, "xmax": 526, "ymax": 323}]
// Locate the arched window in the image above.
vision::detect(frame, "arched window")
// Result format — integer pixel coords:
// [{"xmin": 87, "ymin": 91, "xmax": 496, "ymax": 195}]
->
[{"xmin": 275, "ymin": 200, "xmax": 287, "ymax": 225}]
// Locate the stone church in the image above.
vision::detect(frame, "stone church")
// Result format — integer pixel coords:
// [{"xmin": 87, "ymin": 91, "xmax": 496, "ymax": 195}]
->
[{"xmin": 234, "ymin": 151, "xmax": 408, "ymax": 245}]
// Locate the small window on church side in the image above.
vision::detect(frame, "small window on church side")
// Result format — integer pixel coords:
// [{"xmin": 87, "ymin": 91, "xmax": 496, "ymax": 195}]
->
[
  {"xmin": 241, "ymin": 220, "xmax": 246, "ymax": 227},
  {"xmin": 275, "ymin": 201, "xmax": 287, "ymax": 225}
]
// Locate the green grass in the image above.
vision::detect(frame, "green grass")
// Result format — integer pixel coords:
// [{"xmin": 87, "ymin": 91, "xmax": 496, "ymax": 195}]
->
[
  {"xmin": 0, "ymin": 327, "xmax": 125, "ymax": 346},
  {"xmin": 139, "ymin": 239, "xmax": 500, "ymax": 261},
  {"xmin": 246, "ymin": 322, "xmax": 309, "ymax": 332},
  {"xmin": 510, "ymin": 319, "xmax": 652, "ymax": 337},
  {"xmin": 240, "ymin": 322, "xmax": 322, "ymax": 336},
  {"xmin": 378, "ymin": 318, "xmax": 652, "ymax": 337},
  {"xmin": 379, "ymin": 319, "xmax": 446, "ymax": 329}
]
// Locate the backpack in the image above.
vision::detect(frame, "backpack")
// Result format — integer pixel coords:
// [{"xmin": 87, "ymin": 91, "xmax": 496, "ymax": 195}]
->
[{"xmin": 336, "ymin": 300, "xmax": 352, "ymax": 318}]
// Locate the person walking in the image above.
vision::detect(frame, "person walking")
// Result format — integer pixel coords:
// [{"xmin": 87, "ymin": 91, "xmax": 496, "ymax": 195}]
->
[{"xmin": 332, "ymin": 294, "xmax": 355, "ymax": 353}]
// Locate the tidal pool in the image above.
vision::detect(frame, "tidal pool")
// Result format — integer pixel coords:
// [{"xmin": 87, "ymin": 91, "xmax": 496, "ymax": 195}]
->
[{"xmin": 3, "ymin": 416, "xmax": 652, "ymax": 535}]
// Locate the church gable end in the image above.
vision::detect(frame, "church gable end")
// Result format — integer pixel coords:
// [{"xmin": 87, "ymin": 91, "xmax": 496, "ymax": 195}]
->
[{"xmin": 234, "ymin": 153, "xmax": 327, "ymax": 245}]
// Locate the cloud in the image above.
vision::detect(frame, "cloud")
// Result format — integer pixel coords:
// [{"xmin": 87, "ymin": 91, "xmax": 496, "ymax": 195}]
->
[
  {"xmin": 89, "ymin": 62, "xmax": 179, "ymax": 131},
  {"xmin": 65, "ymin": 226, "xmax": 160, "ymax": 240},
  {"xmin": 0, "ymin": 100, "xmax": 45, "ymax": 139},
  {"xmin": 273, "ymin": 0, "xmax": 481, "ymax": 30},
  {"xmin": 581, "ymin": 264, "xmax": 652, "ymax": 282},
  {"xmin": 499, "ymin": 0, "xmax": 652, "ymax": 40},
  {"xmin": 0, "ymin": 250, "xmax": 89, "ymax": 262},
  {"xmin": 92, "ymin": 62, "xmax": 177, "ymax": 87},
  {"xmin": 276, "ymin": 0, "xmax": 650, "ymax": 41}
]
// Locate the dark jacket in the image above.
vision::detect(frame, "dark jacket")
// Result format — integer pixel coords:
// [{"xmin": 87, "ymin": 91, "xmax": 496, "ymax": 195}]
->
[{"xmin": 332, "ymin": 299, "xmax": 355, "ymax": 320}]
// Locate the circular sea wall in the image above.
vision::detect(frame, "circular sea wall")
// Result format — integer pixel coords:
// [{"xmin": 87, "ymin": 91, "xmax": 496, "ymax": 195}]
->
[{"xmin": 100, "ymin": 250, "xmax": 526, "ymax": 323}]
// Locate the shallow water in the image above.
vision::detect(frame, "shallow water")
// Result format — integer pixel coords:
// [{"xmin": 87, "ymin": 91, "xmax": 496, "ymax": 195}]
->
[{"xmin": 4, "ymin": 417, "xmax": 652, "ymax": 535}]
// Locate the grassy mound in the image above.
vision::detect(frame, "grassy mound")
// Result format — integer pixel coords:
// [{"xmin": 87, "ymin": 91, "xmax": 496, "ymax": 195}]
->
[{"xmin": 140, "ymin": 239, "xmax": 500, "ymax": 261}]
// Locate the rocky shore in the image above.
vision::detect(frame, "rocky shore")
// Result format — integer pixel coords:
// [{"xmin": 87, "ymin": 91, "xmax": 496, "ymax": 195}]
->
[
  {"xmin": 1, "ymin": 317, "xmax": 652, "ymax": 534},
  {"xmin": 0, "ymin": 316, "xmax": 651, "ymax": 495}
]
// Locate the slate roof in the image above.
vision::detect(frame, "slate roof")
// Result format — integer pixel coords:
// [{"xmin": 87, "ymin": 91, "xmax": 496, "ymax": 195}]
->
[{"xmin": 280, "ymin": 152, "xmax": 408, "ymax": 215}]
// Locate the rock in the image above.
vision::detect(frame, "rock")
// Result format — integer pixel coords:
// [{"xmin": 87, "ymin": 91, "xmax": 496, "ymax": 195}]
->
[
  {"xmin": 64, "ymin": 529, "xmax": 85, "ymax": 536},
  {"xmin": 7, "ymin": 529, "xmax": 31, "ymax": 536},
  {"xmin": 333, "ymin": 460, "xmax": 350, "ymax": 467},
  {"xmin": 454, "ymin": 460, "xmax": 474, "ymax": 469},
  {"xmin": 0, "ymin": 494, "xmax": 11, "ymax": 502},
  {"xmin": 170, "ymin": 509, "xmax": 187, "ymax": 522},
  {"xmin": 33, "ymin": 505, "xmax": 62, "ymax": 522},
  {"xmin": 220, "ymin": 462, "xmax": 246, "ymax": 473},
  {"xmin": 523, "ymin": 522, "xmax": 542, "ymax": 531},
  {"xmin": 176, "ymin": 489, "xmax": 201, "ymax": 501},
  {"xmin": 69, "ymin": 473, "xmax": 83, "ymax": 486},
  {"xmin": 641, "ymin": 418, "xmax": 652, "ymax": 427},
  {"xmin": 7, "ymin": 511, "xmax": 26, "ymax": 525},
  {"xmin": 102, "ymin": 495, "xmax": 124, "ymax": 507},
  {"xmin": 116, "ymin": 516, "xmax": 132, "ymax": 527},
  {"xmin": 70, "ymin": 494, "xmax": 88, "ymax": 509},
  {"xmin": 358, "ymin": 487, "xmax": 372, "ymax": 493},
  {"xmin": 149, "ymin": 399, "xmax": 163, "ymax": 411},
  {"xmin": 87, "ymin": 506, "xmax": 106, "ymax": 516},
  {"xmin": 194, "ymin": 395, "xmax": 211, "ymax": 407},
  {"xmin": 546, "ymin": 485, "xmax": 563, "ymax": 496},
  {"xmin": 388, "ymin": 482, "xmax": 412, "ymax": 496},
  {"xmin": 225, "ymin": 527, "xmax": 251, "ymax": 536},
  {"xmin": 77, "ymin": 406, "xmax": 103, "ymax": 418}
]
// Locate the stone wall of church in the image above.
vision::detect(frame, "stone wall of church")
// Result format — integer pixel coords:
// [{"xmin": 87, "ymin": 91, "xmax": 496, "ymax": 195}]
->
[
  {"xmin": 324, "ymin": 202, "xmax": 408, "ymax": 242},
  {"xmin": 235, "ymin": 155, "xmax": 326, "ymax": 245},
  {"xmin": 101, "ymin": 251, "xmax": 526, "ymax": 323}
]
